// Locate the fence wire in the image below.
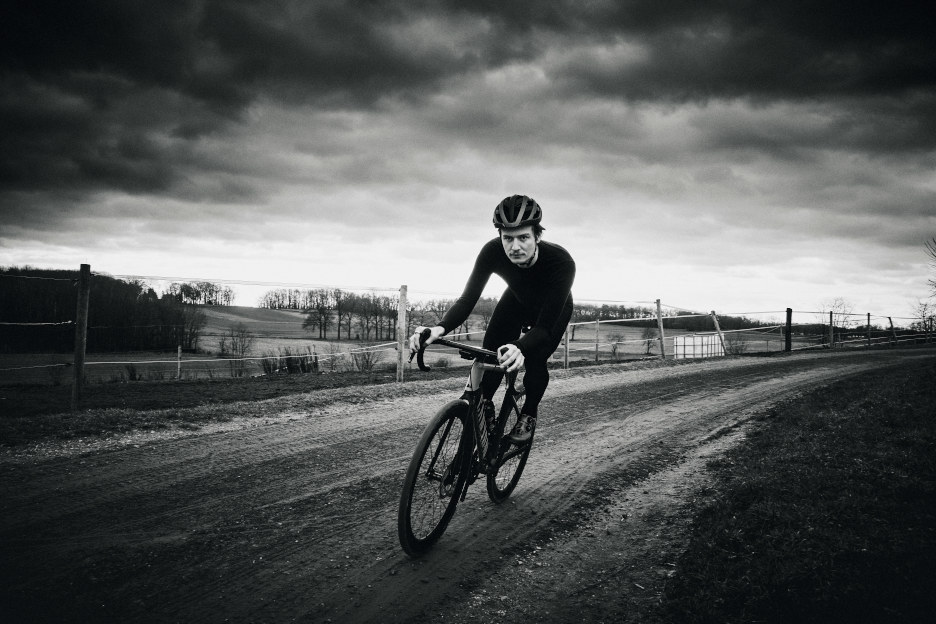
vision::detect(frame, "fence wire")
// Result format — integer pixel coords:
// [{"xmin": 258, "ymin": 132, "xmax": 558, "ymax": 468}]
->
[{"xmin": 2, "ymin": 270, "xmax": 934, "ymax": 386}]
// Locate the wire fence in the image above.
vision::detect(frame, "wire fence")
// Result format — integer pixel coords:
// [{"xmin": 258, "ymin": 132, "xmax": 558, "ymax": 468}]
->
[{"xmin": 1, "ymin": 268, "xmax": 934, "ymax": 390}]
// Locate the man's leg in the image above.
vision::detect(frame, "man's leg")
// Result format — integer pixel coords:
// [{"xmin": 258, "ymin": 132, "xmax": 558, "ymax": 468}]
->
[
  {"xmin": 508, "ymin": 298, "xmax": 574, "ymax": 443},
  {"xmin": 480, "ymin": 291, "xmax": 525, "ymax": 399}
]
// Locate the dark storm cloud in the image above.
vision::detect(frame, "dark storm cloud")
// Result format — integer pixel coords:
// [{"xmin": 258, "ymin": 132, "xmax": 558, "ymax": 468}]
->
[
  {"xmin": 461, "ymin": 0, "xmax": 936, "ymax": 101},
  {"xmin": 1, "ymin": 0, "xmax": 934, "ymax": 199},
  {"xmin": 0, "ymin": 0, "xmax": 488, "ymax": 196}
]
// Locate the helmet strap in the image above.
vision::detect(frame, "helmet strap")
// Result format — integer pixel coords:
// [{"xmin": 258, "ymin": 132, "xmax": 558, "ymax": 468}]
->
[{"xmin": 517, "ymin": 245, "xmax": 539, "ymax": 269}]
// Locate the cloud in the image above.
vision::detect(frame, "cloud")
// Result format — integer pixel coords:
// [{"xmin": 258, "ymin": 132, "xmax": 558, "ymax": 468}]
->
[{"xmin": 1, "ymin": 1, "xmax": 934, "ymax": 315}]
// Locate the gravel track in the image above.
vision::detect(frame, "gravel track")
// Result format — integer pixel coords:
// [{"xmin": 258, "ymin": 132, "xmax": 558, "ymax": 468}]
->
[{"xmin": 1, "ymin": 349, "xmax": 927, "ymax": 623}]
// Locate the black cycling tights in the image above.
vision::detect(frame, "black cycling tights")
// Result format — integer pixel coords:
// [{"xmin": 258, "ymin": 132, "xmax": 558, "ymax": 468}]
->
[{"xmin": 480, "ymin": 290, "xmax": 572, "ymax": 417}]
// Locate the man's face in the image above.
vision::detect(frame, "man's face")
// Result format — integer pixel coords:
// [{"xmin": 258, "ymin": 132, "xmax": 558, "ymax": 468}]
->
[{"xmin": 500, "ymin": 225, "xmax": 539, "ymax": 266}]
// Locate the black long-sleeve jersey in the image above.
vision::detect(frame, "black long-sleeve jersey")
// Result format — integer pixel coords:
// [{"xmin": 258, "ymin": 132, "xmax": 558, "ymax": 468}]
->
[{"xmin": 440, "ymin": 237, "xmax": 575, "ymax": 356}]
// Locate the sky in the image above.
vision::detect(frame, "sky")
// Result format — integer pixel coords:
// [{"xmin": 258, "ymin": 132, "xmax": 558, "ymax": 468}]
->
[{"xmin": 2, "ymin": 1, "xmax": 935, "ymax": 322}]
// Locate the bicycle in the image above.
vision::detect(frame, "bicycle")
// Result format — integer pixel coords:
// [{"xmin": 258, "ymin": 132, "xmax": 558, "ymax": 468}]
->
[{"xmin": 397, "ymin": 331, "xmax": 535, "ymax": 557}]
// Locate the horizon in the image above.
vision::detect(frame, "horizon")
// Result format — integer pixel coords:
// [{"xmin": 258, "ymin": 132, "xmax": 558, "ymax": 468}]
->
[{"xmin": 2, "ymin": 263, "xmax": 924, "ymax": 327}]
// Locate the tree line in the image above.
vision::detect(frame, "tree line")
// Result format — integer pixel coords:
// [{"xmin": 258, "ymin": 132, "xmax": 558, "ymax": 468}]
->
[
  {"xmin": 258, "ymin": 288, "xmax": 499, "ymax": 341},
  {"xmin": 0, "ymin": 267, "xmax": 214, "ymax": 353},
  {"xmin": 260, "ymin": 288, "xmax": 402, "ymax": 341},
  {"xmin": 163, "ymin": 281, "xmax": 234, "ymax": 306},
  {"xmin": 258, "ymin": 287, "xmax": 777, "ymax": 344}
]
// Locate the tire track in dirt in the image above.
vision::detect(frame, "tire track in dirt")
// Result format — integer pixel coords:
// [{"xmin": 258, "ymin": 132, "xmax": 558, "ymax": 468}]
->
[
  {"xmin": 314, "ymin": 355, "xmax": 900, "ymax": 623},
  {"xmin": 0, "ymin": 351, "xmax": 920, "ymax": 622}
]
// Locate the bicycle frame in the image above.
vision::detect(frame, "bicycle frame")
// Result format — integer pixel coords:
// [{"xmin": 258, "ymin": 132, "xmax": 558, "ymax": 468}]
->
[{"xmin": 412, "ymin": 337, "xmax": 526, "ymax": 482}]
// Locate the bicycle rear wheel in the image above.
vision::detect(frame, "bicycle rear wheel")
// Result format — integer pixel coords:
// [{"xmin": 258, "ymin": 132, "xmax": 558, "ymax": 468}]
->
[{"xmin": 398, "ymin": 400, "xmax": 471, "ymax": 556}]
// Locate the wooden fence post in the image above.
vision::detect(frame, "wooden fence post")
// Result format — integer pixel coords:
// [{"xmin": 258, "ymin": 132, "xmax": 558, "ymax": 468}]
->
[
  {"xmin": 711, "ymin": 311, "xmax": 727, "ymax": 355},
  {"xmin": 888, "ymin": 317, "xmax": 897, "ymax": 347},
  {"xmin": 866, "ymin": 313, "xmax": 871, "ymax": 348},
  {"xmin": 594, "ymin": 318, "xmax": 600, "ymax": 363},
  {"xmin": 829, "ymin": 311, "xmax": 834, "ymax": 348},
  {"xmin": 564, "ymin": 324, "xmax": 570, "ymax": 370},
  {"xmin": 397, "ymin": 285, "xmax": 408, "ymax": 382},
  {"xmin": 71, "ymin": 263, "xmax": 91, "ymax": 411},
  {"xmin": 655, "ymin": 299, "xmax": 667, "ymax": 359},
  {"xmin": 785, "ymin": 308, "xmax": 792, "ymax": 352},
  {"xmin": 177, "ymin": 345, "xmax": 182, "ymax": 379}
]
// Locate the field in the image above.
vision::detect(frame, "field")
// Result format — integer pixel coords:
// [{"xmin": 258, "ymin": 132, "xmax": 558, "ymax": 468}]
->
[
  {"xmin": 2, "ymin": 347, "xmax": 934, "ymax": 622},
  {"xmin": 1, "ymin": 304, "xmax": 808, "ymax": 391}
]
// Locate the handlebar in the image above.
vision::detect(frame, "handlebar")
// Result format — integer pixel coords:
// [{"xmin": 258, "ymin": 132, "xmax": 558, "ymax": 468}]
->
[{"xmin": 408, "ymin": 329, "xmax": 502, "ymax": 372}]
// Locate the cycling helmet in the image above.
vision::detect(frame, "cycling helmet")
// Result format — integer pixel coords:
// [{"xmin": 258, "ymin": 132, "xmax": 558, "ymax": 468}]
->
[{"xmin": 493, "ymin": 195, "xmax": 542, "ymax": 229}]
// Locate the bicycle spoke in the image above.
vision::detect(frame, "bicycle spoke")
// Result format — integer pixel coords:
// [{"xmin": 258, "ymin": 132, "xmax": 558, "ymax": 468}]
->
[{"xmin": 398, "ymin": 401, "xmax": 470, "ymax": 555}]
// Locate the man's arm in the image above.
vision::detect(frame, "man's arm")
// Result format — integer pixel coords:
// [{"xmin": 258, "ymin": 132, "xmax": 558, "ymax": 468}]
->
[
  {"xmin": 515, "ymin": 258, "xmax": 576, "ymax": 356},
  {"xmin": 439, "ymin": 241, "xmax": 496, "ymax": 333}
]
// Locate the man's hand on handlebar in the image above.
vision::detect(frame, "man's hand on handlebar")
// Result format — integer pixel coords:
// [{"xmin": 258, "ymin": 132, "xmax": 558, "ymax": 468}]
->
[
  {"xmin": 409, "ymin": 325, "xmax": 446, "ymax": 354},
  {"xmin": 497, "ymin": 344, "xmax": 525, "ymax": 373}
]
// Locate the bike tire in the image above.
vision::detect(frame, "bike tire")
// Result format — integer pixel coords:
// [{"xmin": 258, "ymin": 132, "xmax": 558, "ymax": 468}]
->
[
  {"xmin": 486, "ymin": 396, "xmax": 533, "ymax": 503},
  {"xmin": 398, "ymin": 400, "xmax": 471, "ymax": 556}
]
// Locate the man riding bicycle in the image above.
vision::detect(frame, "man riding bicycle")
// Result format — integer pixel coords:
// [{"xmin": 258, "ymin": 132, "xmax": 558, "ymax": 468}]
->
[{"xmin": 409, "ymin": 195, "xmax": 576, "ymax": 445}]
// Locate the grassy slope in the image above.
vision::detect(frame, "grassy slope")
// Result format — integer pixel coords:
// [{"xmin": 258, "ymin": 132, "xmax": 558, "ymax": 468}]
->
[{"xmin": 663, "ymin": 356, "xmax": 936, "ymax": 623}]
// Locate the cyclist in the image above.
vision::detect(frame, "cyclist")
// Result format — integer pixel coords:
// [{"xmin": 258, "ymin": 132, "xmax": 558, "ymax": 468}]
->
[{"xmin": 409, "ymin": 195, "xmax": 575, "ymax": 444}]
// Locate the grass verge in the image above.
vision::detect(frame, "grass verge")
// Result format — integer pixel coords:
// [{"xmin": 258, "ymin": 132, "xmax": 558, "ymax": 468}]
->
[
  {"xmin": 0, "ymin": 358, "xmax": 666, "ymax": 446},
  {"xmin": 663, "ymin": 357, "xmax": 936, "ymax": 623},
  {"xmin": 0, "ymin": 367, "xmax": 467, "ymax": 446}
]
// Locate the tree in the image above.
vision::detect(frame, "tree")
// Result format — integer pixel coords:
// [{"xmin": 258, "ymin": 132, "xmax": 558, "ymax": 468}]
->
[
  {"xmin": 818, "ymin": 297, "xmax": 854, "ymax": 346},
  {"xmin": 926, "ymin": 237, "xmax": 936, "ymax": 297},
  {"xmin": 334, "ymin": 290, "xmax": 358, "ymax": 340},
  {"xmin": 167, "ymin": 281, "xmax": 233, "ymax": 305},
  {"xmin": 424, "ymin": 299, "xmax": 450, "ymax": 326},
  {"xmin": 355, "ymin": 294, "xmax": 375, "ymax": 340},
  {"xmin": 912, "ymin": 299, "xmax": 934, "ymax": 338},
  {"xmin": 406, "ymin": 301, "xmax": 429, "ymax": 336},
  {"xmin": 181, "ymin": 305, "xmax": 207, "ymax": 351},
  {"xmin": 302, "ymin": 288, "xmax": 334, "ymax": 339},
  {"xmin": 474, "ymin": 297, "xmax": 498, "ymax": 332},
  {"xmin": 569, "ymin": 304, "xmax": 596, "ymax": 341},
  {"xmin": 219, "ymin": 323, "xmax": 254, "ymax": 377},
  {"xmin": 641, "ymin": 326, "xmax": 657, "ymax": 355},
  {"xmin": 0, "ymin": 267, "xmax": 211, "ymax": 353}
]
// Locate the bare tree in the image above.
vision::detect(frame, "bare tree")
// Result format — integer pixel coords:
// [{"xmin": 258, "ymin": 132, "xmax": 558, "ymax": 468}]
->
[
  {"xmin": 333, "ymin": 290, "xmax": 353, "ymax": 341},
  {"xmin": 302, "ymin": 289, "xmax": 335, "ymax": 339},
  {"xmin": 474, "ymin": 297, "xmax": 498, "ymax": 332},
  {"xmin": 912, "ymin": 299, "xmax": 934, "ymax": 339},
  {"xmin": 218, "ymin": 323, "xmax": 254, "ymax": 377},
  {"xmin": 355, "ymin": 295, "xmax": 375, "ymax": 340},
  {"xmin": 724, "ymin": 332, "xmax": 748, "ymax": 355},
  {"xmin": 819, "ymin": 297, "xmax": 854, "ymax": 346},
  {"xmin": 181, "ymin": 305, "xmax": 206, "ymax": 351},
  {"xmin": 349, "ymin": 343, "xmax": 385, "ymax": 372},
  {"xmin": 406, "ymin": 301, "xmax": 431, "ymax": 336},
  {"xmin": 641, "ymin": 326, "xmax": 656, "ymax": 355},
  {"xmin": 424, "ymin": 299, "xmax": 450, "ymax": 325},
  {"xmin": 926, "ymin": 237, "xmax": 936, "ymax": 297},
  {"xmin": 608, "ymin": 332, "xmax": 624, "ymax": 360}
]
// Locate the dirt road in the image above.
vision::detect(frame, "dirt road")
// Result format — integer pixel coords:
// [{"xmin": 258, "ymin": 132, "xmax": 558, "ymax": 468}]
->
[{"xmin": 1, "ymin": 349, "xmax": 925, "ymax": 623}]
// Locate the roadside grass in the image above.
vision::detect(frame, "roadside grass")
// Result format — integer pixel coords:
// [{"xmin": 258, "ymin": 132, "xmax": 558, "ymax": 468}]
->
[
  {"xmin": 664, "ymin": 357, "xmax": 936, "ymax": 623},
  {"xmin": 0, "ymin": 357, "xmax": 673, "ymax": 447},
  {"xmin": 0, "ymin": 367, "xmax": 468, "ymax": 446}
]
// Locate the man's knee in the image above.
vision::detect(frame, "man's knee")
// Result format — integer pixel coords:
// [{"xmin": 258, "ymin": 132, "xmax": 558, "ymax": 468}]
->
[{"xmin": 523, "ymin": 358, "xmax": 549, "ymax": 387}]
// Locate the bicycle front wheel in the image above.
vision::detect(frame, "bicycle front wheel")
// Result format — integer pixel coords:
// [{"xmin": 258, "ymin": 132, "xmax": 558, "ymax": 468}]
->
[{"xmin": 398, "ymin": 400, "xmax": 471, "ymax": 556}]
